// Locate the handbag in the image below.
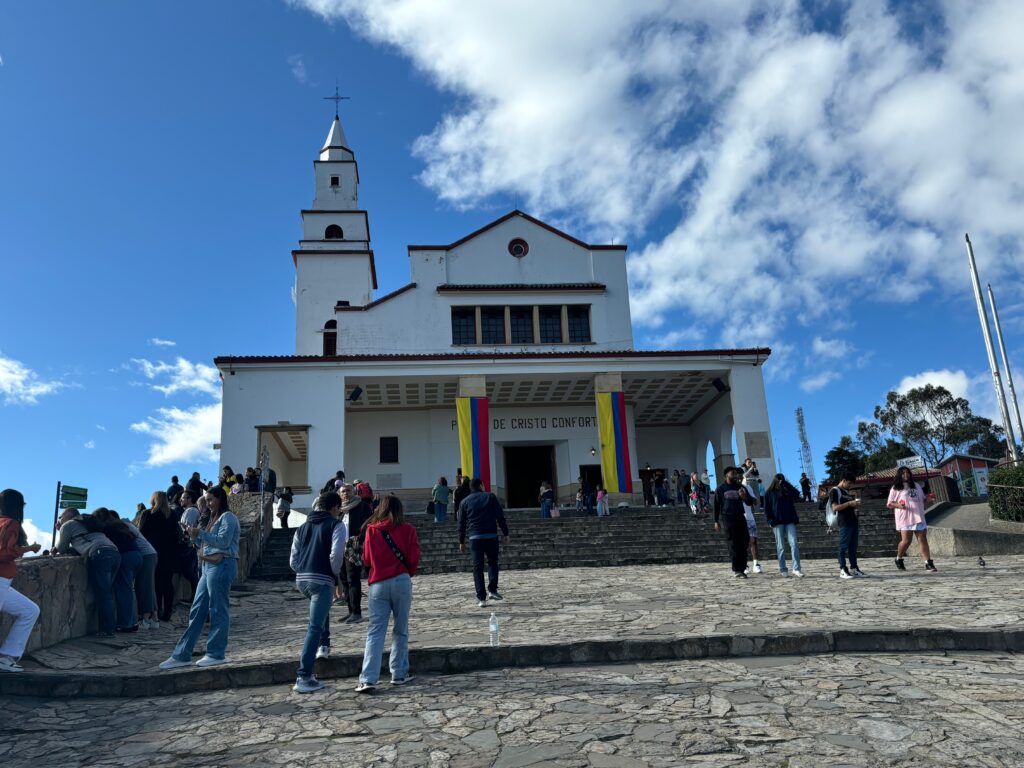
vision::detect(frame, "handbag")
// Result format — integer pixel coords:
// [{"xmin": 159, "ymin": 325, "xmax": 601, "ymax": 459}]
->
[
  {"xmin": 550, "ymin": 505, "xmax": 560, "ymax": 519},
  {"xmin": 344, "ymin": 535, "xmax": 364, "ymax": 567},
  {"xmin": 426, "ymin": 500, "xmax": 436, "ymax": 515}
]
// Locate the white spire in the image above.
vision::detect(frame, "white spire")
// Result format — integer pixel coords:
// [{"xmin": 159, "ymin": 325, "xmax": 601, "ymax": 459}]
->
[{"xmin": 320, "ymin": 116, "xmax": 353, "ymax": 161}]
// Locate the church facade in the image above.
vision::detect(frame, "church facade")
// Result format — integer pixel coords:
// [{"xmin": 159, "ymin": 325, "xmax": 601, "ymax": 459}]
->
[{"xmin": 215, "ymin": 116, "xmax": 776, "ymax": 507}]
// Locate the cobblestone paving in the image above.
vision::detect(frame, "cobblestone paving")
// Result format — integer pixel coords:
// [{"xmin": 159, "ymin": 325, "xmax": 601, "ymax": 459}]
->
[
  {"xmin": 4, "ymin": 652, "xmax": 1023, "ymax": 767},
  {"xmin": 22, "ymin": 557, "xmax": 1024, "ymax": 676}
]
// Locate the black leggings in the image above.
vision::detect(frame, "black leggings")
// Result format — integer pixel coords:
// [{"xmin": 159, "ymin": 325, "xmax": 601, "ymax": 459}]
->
[{"xmin": 155, "ymin": 562, "xmax": 176, "ymax": 621}]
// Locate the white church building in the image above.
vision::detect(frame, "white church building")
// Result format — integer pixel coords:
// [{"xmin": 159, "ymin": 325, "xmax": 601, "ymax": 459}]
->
[{"xmin": 215, "ymin": 115, "xmax": 777, "ymax": 507}]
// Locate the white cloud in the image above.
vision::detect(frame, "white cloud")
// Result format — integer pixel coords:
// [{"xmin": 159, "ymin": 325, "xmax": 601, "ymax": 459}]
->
[
  {"xmin": 896, "ymin": 369, "xmax": 971, "ymax": 399},
  {"xmin": 148, "ymin": 338, "xmax": 176, "ymax": 347},
  {"xmin": 0, "ymin": 352, "xmax": 65, "ymax": 405},
  {"xmin": 292, "ymin": 0, "xmax": 1024, "ymax": 352},
  {"xmin": 131, "ymin": 357, "xmax": 221, "ymax": 398},
  {"xmin": 20, "ymin": 518, "xmax": 49, "ymax": 555},
  {"xmin": 811, "ymin": 337, "xmax": 853, "ymax": 360},
  {"xmin": 800, "ymin": 371, "xmax": 838, "ymax": 393},
  {"xmin": 84, "ymin": 440, "xmax": 95, "ymax": 450},
  {"xmin": 288, "ymin": 54, "xmax": 309, "ymax": 84},
  {"xmin": 130, "ymin": 402, "xmax": 222, "ymax": 468},
  {"xmin": 96, "ymin": 424, "xmax": 106, "ymax": 431}
]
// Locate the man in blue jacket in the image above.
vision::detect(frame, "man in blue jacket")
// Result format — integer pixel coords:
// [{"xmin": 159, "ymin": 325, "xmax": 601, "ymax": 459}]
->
[
  {"xmin": 458, "ymin": 478, "xmax": 510, "ymax": 608},
  {"xmin": 290, "ymin": 491, "xmax": 346, "ymax": 693}
]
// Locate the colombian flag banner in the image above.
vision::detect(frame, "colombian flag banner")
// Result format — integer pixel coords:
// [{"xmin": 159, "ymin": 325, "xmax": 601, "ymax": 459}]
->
[
  {"xmin": 596, "ymin": 391, "xmax": 633, "ymax": 494},
  {"xmin": 456, "ymin": 396, "xmax": 491, "ymax": 489}
]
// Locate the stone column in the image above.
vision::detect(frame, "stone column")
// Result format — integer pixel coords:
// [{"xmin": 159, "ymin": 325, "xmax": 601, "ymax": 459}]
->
[{"xmin": 728, "ymin": 365, "xmax": 777, "ymax": 478}]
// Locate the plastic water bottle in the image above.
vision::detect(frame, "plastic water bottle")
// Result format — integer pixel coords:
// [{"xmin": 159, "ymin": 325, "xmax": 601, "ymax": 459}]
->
[{"xmin": 488, "ymin": 612, "xmax": 500, "ymax": 647}]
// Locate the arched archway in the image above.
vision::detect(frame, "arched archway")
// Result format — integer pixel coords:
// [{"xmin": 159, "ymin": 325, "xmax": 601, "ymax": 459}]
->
[{"xmin": 325, "ymin": 224, "xmax": 343, "ymax": 240}]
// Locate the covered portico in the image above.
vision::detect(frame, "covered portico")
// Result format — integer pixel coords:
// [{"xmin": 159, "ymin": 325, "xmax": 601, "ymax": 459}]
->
[{"xmin": 216, "ymin": 348, "xmax": 775, "ymax": 508}]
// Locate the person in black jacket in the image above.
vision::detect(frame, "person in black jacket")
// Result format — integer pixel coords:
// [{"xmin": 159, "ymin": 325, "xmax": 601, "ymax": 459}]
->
[
  {"xmin": 457, "ymin": 479, "xmax": 510, "ymax": 607},
  {"xmin": 763, "ymin": 474, "xmax": 804, "ymax": 578},
  {"xmin": 338, "ymin": 485, "xmax": 373, "ymax": 623},
  {"xmin": 713, "ymin": 467, "xmax": 755, "ymax": 578},
  {"xmin": 453, "ymin": 476, "xmax": 472, "ymax": 511}
]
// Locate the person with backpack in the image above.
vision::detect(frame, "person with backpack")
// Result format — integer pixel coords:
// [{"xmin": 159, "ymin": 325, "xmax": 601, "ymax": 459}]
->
[
  {"xmin": 763, "ymin": 474, "xmax": 804, "ymax": 578},
  {"xmin": 830, "ymin": 474, "xmax": 863, "ymax": 579},
  {"xmin": 713, "ymin": 467, "xmax": 755, "ymax": 578},
  {"xmin": 0, "ymin": 489, "xmax": 42, "ymax": 673},
  {"xmin": 55, "ymin": 508, "xmax": 121, "ymax": 636},
  {"xmin": 355, "ymin": 495, "xmax": 420, "ymax": 693},
  {"xmin": 458, "ymin": 478, "xmax": 510, "ymax": 607},
  {"xmin": 888, "ymin": 467, "xmax": 936, "ymax": 573},
  {"xmin": 322, "ymin": 470, "xmax": 345, "ymax": 495},
  {"xmin": 339, "ymin": 485, "xmax": 374, "ymax": 624},
  {"xmin": 289, "ymin": 491, "xmax": 346, "ymax": 694}
]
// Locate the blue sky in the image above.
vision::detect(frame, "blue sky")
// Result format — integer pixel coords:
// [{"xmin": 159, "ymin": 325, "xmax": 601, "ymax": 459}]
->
[{"xmin": 2, "ymin": 1, "xmax": 1022, "ymax": 545}]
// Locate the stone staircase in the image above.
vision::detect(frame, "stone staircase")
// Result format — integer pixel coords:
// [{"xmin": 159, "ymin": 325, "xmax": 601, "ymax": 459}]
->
[{"xmin": 251, "ymin": 501, "xmax": 900, "ymax": 579}]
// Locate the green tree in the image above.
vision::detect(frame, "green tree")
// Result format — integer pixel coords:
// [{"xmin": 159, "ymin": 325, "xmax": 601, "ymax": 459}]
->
[
  {"xmin": 965, "ymin": 417, "xmax": 1006, "ymax": 459},
  {"xmin": 873, "ymin": 385, "xmax": 996, "ymax": 467},
  {"xmin": 824, "ymin": 435, "xmax": 866, "ymax": 483}
]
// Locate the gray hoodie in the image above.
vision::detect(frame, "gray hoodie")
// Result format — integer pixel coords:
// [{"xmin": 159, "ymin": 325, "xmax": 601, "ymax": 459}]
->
[{"xmin": 55, "ymin": 518, "xmax": 116, "ymax": 557}]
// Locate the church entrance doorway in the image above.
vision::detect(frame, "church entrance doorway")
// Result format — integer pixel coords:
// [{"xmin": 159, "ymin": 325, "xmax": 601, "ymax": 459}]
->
[{"xmin": 504, "ymin": 445, "xmax": 556, "ymax": 508}]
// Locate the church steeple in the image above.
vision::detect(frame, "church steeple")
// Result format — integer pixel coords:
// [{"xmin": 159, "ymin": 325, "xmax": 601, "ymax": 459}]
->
[{"xmin": 320, "ymin": 116, "xmax": 354, "ymax": 161}]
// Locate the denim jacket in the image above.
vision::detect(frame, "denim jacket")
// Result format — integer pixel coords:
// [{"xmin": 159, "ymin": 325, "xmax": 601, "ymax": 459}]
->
[{"xmin": 196, "ymin": 512, "xmax": 240, "ymax": 559}]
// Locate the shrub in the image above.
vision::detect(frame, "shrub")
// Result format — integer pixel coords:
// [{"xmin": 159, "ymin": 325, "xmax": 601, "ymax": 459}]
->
[{"xmin": 989, "ymin": 463, "xmax": 1024, "ymax": 522}]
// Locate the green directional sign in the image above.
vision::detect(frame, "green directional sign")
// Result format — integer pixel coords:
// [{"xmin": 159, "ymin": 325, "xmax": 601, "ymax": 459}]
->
[
  {"xmin": 62, "ymin": 485, "xmax": 88, "ymax": 496},
  {"xmin": 61, "ymin": 491, "xmax": 87, "ymax": 502},
  {"xmin": 61, "ymin": 501, "xmax": 88, "ymax": 509}
]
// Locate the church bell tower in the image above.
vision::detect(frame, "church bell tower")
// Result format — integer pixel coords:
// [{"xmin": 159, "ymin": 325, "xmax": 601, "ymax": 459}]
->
[{"xmin": 293, "ymin": 111, "xmax": 377, "ymax": 355}]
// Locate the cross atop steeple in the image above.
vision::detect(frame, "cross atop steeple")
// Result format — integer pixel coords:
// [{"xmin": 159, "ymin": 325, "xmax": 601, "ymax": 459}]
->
[{"xmin": 323, "ymin": 83, "xmax": 350, "ymax": 119}]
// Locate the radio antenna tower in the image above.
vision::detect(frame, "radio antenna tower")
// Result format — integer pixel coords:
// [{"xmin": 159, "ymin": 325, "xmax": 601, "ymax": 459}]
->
[{"xmin": 795, "ymin": 408, "xmax": 816, "ymax": 490}]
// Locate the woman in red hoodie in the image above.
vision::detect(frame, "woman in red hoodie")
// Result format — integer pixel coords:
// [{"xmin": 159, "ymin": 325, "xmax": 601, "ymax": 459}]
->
[
  {"xmin": 355, "ymin": 495, "xmax": 420, "ymax": 693},
  {"xmin": 0, "ymin": 489, "xmax": 42, "ymax": 673}
]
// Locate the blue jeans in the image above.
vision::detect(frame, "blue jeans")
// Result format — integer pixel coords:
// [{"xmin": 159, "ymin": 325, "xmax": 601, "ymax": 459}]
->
[
  {"xmin": 87, "ymin": 547, "xmax": 120, "ymax": 634},
  {"xmin": 838, "ymin": 526, "xmax": 859, "ymax": 571},
  {"xmin": 540, "ymin": 500, "xmax": 552, "ymax": 519},
  {"xmin": 297, "ymin": 581, "xmax": 333, "ymax": 679},
  {"xmin": 115, "ymin": 550, "xmax": 143, "ymax": 629},
  {"xmin": 359, "ymin": 573, "xmax": 412, "ymax": 685},
  {"xmin": 171, "ymin": 558, "xmax": 237, "ymax": 662},
  {"xmin": 434, "ymin": 503, "xmax": 447, "ymax": 523},
  {"xmin": 771, "ymin": 523, "xmax": 801, "ymax": 573}
]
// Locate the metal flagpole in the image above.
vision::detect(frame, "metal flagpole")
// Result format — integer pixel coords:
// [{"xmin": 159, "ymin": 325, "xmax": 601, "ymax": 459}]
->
[
  {"xmin": 988, "ymin": 283, "xmax": 1024, "ymax": 449},
  {"xmin": 965, "ymin": 234, "xmax": 1019, "ymax": 461}
]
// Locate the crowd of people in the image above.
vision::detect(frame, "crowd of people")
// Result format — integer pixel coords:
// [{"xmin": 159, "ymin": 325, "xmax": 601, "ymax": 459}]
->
[{"xmin": 0, "ymin": 458, "xmax": 937, "ymax": 683}]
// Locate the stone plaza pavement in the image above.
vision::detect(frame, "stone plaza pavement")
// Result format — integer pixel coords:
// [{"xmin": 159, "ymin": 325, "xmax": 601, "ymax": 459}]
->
[
  {"xmin": 7, "ymin": 555, "xmax": 1024, "ymax": 697},
  {"xmin": 4, "ymin": 651, "xmax": 1023, "ymax": 767}
]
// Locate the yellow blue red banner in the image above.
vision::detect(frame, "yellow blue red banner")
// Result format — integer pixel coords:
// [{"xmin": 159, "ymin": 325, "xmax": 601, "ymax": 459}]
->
[
  {"xmin": 596, "ymin": 391, "xmax": 633, "ymax": 493},
  {"xmin": 456, "ymin": 396, "xmax": 491, "ymax": 489}
]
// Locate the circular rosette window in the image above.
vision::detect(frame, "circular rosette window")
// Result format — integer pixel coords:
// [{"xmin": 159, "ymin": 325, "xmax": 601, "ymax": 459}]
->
[{"xmin": 508, "ymin": 238, "xmax": 529, "ymax": 258}]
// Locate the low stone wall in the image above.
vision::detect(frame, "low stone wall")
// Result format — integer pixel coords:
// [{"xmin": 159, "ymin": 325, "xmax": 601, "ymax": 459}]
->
[
  {"xmin": 0, "ymin": 494, "xmax": 273, "ymax": 654},
  {"xmin": 923, "ymin": 527, "xmax": 1024, "ymax": 558}
]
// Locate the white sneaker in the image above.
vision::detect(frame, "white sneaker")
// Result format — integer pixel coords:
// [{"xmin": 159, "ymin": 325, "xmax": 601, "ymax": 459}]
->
[
  {"xmin": 195, "ymin": 655, "xmax": 227, "ymax": 667},
  {"xmin": 793, "ymin": 570, "xmax": 804, "ymax": 578},
  {"xmin": 839, "ymin": 568, "xmax": 854, "ymax": 580},
  {"xmin": 158, "ymin": 657, "xmax": 191, "ymax": 670},
  {"xmin": 752, "ymin": 562, "xmax": 764, "ymax": 574},
  {"xmin": 477, "ymin": 599, "xmax": 487, "ymax": 608},
  {"xmin": 0, "ymin": 655, "xmax": 24, "ymax": 673},
  {"xmin": 779, "ymin": 570, "xmax": 790, "ymax": 577},
  {"xmin": 316, "ymin": 646, "xmax": 330, "ymax": 660}
]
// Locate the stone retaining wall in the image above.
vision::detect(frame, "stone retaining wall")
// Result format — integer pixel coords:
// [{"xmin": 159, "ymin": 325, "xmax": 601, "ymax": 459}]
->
[{"xmin": 0, "ymin": 494, "xmax": 273, "ymax": 653}]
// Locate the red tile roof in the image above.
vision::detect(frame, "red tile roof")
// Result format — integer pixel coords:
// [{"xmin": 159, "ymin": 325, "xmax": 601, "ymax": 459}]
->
[
  {"xmin": 214, "ymin": 348, "xmax": 772, "ymax": 366},
  {"xmin": 407, "ymin": 210, "xmax": 627, "ymax": 252}
]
